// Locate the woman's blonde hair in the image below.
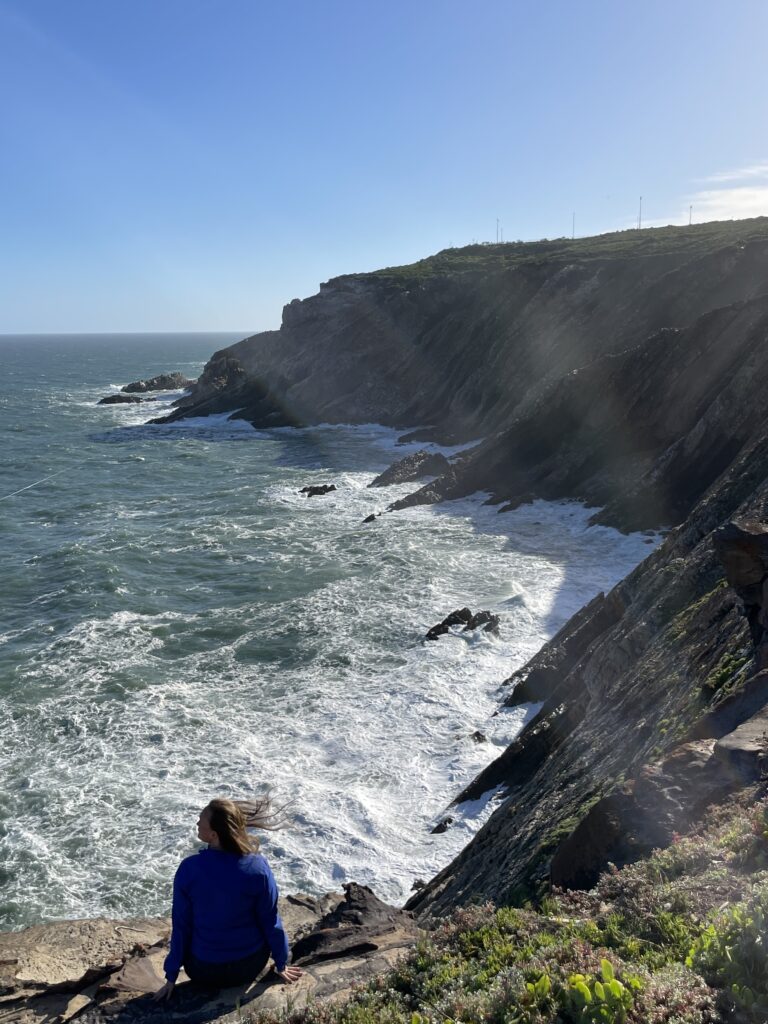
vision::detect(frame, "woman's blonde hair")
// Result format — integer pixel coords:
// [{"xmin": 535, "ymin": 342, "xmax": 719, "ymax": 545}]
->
[{"xmin": 206, "ymin": 795, "xmax": 281, "ymax": 857}]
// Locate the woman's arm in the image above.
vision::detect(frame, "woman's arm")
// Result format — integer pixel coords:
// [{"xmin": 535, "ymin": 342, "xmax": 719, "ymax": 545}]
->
[
  {"xmin": 252, "ymin": 864, "xmax": 292, "ymax": 975},
  {"xmin": 163, "ymin": 861, "xmax": 193, "ymax": 985}
]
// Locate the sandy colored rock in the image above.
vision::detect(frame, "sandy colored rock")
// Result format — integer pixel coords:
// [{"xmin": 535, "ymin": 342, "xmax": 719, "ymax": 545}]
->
[
  {"xmin": 0, "ymin": 919, "xmax": 169, "ymax": 994},
  {"xmin": 715, "ymin": 705, "xmax": 768, "ymax": 778}
]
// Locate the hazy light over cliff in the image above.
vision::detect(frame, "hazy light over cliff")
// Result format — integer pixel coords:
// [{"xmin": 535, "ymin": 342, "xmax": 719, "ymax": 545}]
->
[{"xmin": 0, "ymin": 0, "xmax": 766, "ymax": 333}]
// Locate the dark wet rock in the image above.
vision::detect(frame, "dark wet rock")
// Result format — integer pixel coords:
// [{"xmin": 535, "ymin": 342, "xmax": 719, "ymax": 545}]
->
[
  {"xmin": 714, "ymin": 521, "xmax": 768, "ymax": 666},
  {"xmin": 410, "ymin": 879, "xmax": 427, "ymax": 891},
  {"xmin": 426, "ymin": 607, "xmax": 472, "ymax": 640},
  {"xmin": 369, "ymin": 450, "xmax": 451, "ymax": 488},
  {"xmin": 362, "ymin": 512, "xmax": 380, "ymax": 524},
  {"xmin": 425, "ymin": 608, "xmax": 499, "ymax": 641},
  {"xmin": 291, "ymin": 883, "xmax": 417, "ymax": 966},
  {"xmin": 470, "ymin": 731, "xmax": 487, "ymax": 743},
  {"xmin": 97, "ymin": 394, "xmax": 143, "ymax": 405},
  {"xmin": 498, "ymin": 493, "xmax": 536, "ymax": 513},
  {"xmin": 121, "ymin": 372, "xmax": 194, "ymax": 394},
  {"xmin": 453, "ymin": 701, "xmax": 586, "ymax": 805},
  {"xmin": 431, "ymin": 817, "xmax": 454, "ymax": 835},
  {"xmin": 502, "ymin": 591, "xmax": 624, "ymax": 707},
  {"xmin": 300, "ymin": 484, "xmax": 337, "ymax": 497},
  {"xmin": 465, "ymin": 610, "xmax": 500, "ymax": 635},
  {"xmin": 150, "ymin": 354, "xmax": 302, "ymax": 428}
]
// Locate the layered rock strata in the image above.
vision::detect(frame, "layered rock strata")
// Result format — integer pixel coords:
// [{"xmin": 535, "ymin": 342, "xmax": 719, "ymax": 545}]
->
[
  {"xmin": 153, "ymin": 222, "xmax": 768, "ymax": 535},
  {"xmin": 407, "ymin": 446, "xmax": 768, "ymax": 917}
]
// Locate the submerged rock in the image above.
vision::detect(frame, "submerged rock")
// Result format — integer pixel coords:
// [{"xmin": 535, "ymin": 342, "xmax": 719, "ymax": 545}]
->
[
  {"xmin": 121, "ymin": 372, "xmax": 195, "ymax": 394},
  {"xmin": 97, "ymin": 394, "xmax": 143, "ymax": 405},
  {"xmin": 431, "ymin": 817, "xmax": 454, "ymax": 834}
]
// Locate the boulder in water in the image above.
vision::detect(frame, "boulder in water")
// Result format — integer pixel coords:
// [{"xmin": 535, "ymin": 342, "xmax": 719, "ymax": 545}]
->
[
  {"xmin": 97, "ymin": 394, "xmax": 143, "ymax": 405},
  {"xmin": 431, "ymin": 817, "xmax": 454, "ymax": 834},
  {"xmin": 300, "ymin": 484, "xmax": 337, "ymax": 497},
  {"xmin": 425, "ymin": 608, "xmax": 500, "ymax": 641}
]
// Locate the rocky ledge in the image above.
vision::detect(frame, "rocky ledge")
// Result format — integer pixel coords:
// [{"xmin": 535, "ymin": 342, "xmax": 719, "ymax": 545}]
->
[{"xmin": 0, "ymin": 884, "xmax": 418, "ymax": 1024}]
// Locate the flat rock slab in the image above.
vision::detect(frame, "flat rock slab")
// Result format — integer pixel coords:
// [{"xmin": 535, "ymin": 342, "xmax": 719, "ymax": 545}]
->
[
  {"xmin": 715, "ymin": 705, "xmax": 768, "ymax": 778},
  {"xmin": 0, "ymin": 919, "xmax": 169, "ymax": 995}
]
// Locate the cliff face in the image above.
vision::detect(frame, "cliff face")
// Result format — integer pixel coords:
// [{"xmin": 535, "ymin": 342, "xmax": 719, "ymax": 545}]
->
[
  {"xmin": 393, "ymin": 292, "xmax": 768, "ymax": 532},
  {"xmin": 157, "ymin": 221, "xmax": 768, "ymax": 458},
  {"xmin": 407, "ymin": 435, "xmax": 768, "ymax": 917},
  {"xmin": 160, "ymin": 219, "xmax": 768, "ymax": 922}
]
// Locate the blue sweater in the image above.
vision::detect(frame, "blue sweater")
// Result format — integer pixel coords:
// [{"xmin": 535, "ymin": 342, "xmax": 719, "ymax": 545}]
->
[{"xmin": 164, "ymin": 848, "xmax": 290, "ymax": 983}]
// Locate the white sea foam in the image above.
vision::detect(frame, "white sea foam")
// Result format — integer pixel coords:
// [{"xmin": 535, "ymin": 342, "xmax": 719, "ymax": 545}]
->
[
  {"xmin": 1, "ymin": 361, "xmax": 660, "ymax": 924},
  {"xmin": 0, "ymin": 437, "xmax": 657, "ymax": 924}
]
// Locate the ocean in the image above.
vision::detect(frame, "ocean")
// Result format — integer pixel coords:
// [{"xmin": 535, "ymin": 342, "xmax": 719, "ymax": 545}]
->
[{"xmin": 0, "ymin": 333, "xmax": 656, "ymax": 928}]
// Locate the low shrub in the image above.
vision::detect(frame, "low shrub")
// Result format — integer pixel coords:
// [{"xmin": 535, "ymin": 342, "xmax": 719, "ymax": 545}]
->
[{"xmin": 687, "ymin": 882, "xmax": 768, "ymax": 1020}]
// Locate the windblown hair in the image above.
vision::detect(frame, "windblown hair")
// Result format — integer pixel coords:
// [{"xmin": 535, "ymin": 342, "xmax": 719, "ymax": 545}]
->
[{"xmin": 206, "ymin": 795, "xmax": 282, "ymax": 857}]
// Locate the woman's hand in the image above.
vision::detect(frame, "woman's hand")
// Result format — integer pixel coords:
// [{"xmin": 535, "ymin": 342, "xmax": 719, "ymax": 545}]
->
[
  {"xmin": 275, "ymin": 965, "xmax": 304, "ymax": 984},
  {"xmin": 153, "ymin": 981, "xmax": 175, "ymax": 1001}
]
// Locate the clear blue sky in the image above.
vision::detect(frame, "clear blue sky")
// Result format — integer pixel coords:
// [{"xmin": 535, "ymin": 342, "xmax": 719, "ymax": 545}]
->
[{"xmin": 1, "ymin": 0, "xmax": 767, "ymax": 333}]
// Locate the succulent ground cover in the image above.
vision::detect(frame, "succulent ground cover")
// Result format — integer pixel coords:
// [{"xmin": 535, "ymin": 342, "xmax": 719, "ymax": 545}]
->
[{"xmin": 249, "ymin": 791, "xmax": 768, "ymax": 1024}]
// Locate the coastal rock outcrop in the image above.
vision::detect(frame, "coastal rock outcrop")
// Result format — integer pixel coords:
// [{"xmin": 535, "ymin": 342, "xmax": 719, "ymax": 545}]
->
[
  {"xmin": 150, "ymin": 354, "xmax": 300, "ymax": 427},
  {"xmin": 0, "ymin": 887, "xmax": 419, "ymax": 1024},
  {"xmin": 368, "ymin": 450, "xmax": 451, "ymax": 487},
  {"xmin": 122, "ymin": 372, "xmax": 195, "ymax": 393},
  {"xmin": 713, "ymin": 520, "xmax": 768, "ymax": 665}
]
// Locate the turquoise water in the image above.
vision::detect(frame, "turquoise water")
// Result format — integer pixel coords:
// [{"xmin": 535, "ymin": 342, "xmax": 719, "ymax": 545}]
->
[{"xmin": 0, "ymin": 333, "xmax": 656, "ymax": 927}]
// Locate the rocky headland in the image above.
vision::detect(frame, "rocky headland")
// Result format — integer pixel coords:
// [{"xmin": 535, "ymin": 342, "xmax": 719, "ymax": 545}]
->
[{"xmin": 9, "ymin": 219, "xmax": 768, "ymax": 1022}]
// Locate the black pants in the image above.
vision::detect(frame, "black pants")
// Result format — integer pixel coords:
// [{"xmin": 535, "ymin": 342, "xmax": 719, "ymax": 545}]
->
[{"xmin": 185, "ymin": 946, "xmax": 270, "ymax": 988}]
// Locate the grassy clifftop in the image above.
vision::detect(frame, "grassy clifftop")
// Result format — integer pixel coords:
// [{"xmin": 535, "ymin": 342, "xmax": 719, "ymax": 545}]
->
[
  {"xmin": 351, "ymin": 216, "xmax": 768, "ymax": 283},
  {"xmin": 250, "ymin": 795, "xmax": 768, "ymax": 1024}
]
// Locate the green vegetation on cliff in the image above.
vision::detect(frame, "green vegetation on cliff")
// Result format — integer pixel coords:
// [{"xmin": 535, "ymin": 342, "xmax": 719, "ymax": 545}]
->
[
  {"xmin": 250, "ymin": 795, "xmax": 768, "ymax": 1024},
  {"xmin": 360, "ymin": 217, "xmax": 768, "ymax": 284}
]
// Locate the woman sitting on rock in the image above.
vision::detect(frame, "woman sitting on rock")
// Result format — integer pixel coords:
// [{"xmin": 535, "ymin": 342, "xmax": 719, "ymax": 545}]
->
[{"xmin": 154, "ymin": 797, "xmax": 302, "ymax": 999}]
